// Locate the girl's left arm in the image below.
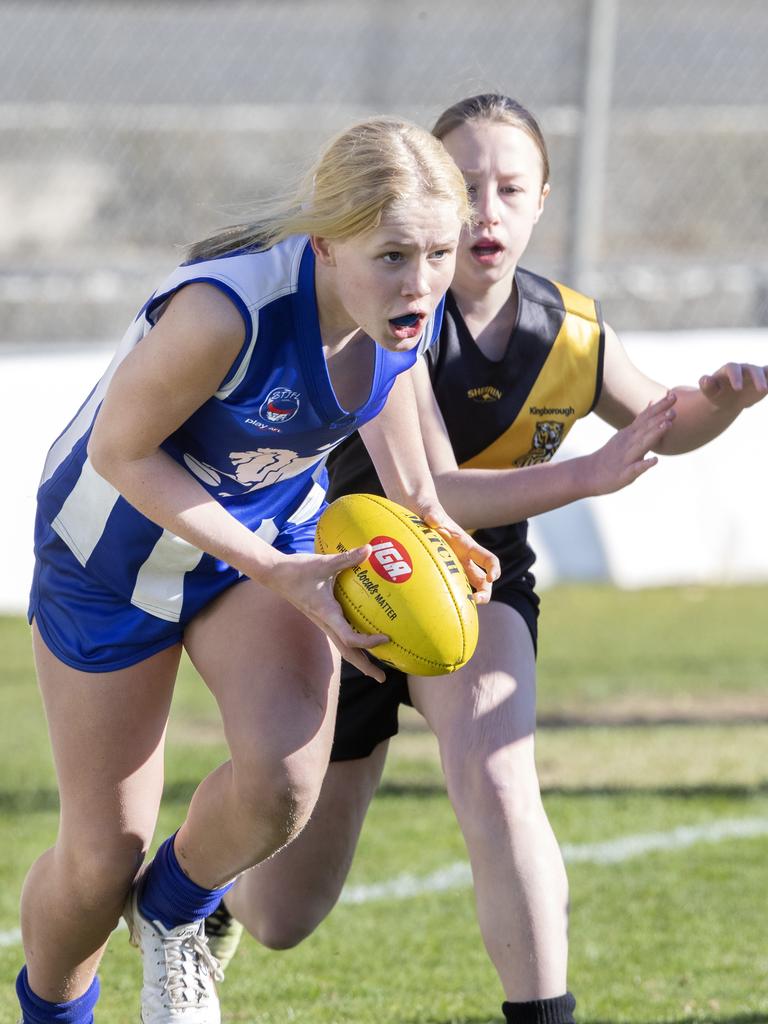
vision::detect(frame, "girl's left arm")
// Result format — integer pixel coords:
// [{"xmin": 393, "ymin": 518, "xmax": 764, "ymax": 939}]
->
[
  {"xmin": 357, "ymin": 368, "xmax": 498, "ymax": 600},
  {"xmin": 596, "ymin": 324, "xmax": 768, "ymax": 454}
]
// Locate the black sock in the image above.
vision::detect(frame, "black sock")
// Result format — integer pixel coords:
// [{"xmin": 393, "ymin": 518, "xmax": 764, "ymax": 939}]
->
[{"xmin": 502, "ymin": 992, "xmax": 576, "ymax": 1024}]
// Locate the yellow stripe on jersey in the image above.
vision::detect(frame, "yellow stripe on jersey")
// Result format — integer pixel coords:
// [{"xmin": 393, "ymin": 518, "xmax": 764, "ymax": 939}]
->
[{"xmin": 460, "ymin": 281, "xmax": 602, "ymax": 470}]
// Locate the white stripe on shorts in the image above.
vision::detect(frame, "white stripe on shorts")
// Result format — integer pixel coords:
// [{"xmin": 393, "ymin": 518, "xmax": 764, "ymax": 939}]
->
[{"xmin": 131, "ymin": 530, "xmax": 206, "ymax": 622}]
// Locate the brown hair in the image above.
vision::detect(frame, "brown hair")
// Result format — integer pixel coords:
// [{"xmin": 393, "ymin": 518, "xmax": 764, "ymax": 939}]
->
[
  {"xmin": 432, "ymin": 94, "xmax": 550, "ymax": 187},
  {"xmin": 188, "ymin": 117, "xmax": 471, "ymax": 262}
]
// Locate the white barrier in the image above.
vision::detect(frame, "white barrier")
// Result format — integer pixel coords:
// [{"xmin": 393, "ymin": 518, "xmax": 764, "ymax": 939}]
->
[
  {"xmin": 1, "ymin": 331, "xmax": 766, "ymax": 612},
  {"xmin": 530, "ymin": 330, "xmax": 768, "ymax": 589}
]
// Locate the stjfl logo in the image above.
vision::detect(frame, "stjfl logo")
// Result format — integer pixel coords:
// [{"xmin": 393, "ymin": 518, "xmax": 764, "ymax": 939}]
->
[
  {"xmin": 367, "ymin": 536, "xmax": 413, "ymax": 583},
  {"xmin": 260, "ymin": 387, "xmax": 301, "ymax": 424}
]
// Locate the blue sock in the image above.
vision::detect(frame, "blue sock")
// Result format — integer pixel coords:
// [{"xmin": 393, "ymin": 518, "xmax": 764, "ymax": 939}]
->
[
  {"xmin": 139, "ymin": 833, "xmax": 234, "ymax": 930},
  {"xmin": 16, "ymin": 968, "xmax": 99, "ymax": 1024}
]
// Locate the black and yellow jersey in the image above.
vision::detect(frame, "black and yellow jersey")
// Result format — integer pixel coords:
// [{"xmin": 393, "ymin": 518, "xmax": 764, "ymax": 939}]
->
[{"xmin": 326, "ymin": 267, "xmax": 605, "ymax": 587}]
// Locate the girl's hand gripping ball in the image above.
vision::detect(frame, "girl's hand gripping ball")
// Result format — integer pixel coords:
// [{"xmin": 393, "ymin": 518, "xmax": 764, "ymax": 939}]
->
[{"xmin": 316, "ymin": 493, "xmax": 479, "ymax": 676}]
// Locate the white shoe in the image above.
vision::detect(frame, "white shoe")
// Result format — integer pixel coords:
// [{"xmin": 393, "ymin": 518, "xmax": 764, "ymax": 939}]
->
[{"xmin": 124, "ymin": 885, "xmax": 224, "ymax": 1023}]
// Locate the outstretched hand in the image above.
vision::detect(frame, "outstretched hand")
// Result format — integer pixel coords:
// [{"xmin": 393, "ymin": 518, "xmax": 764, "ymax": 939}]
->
[
  {"xmin": 267, "ymin": 545, "xmax": 389, "ymax": 682},
  {"xmin": 698, "ymin": 362, "xmax": 768, "ymax": 411},
  {"xmin": 419, "ymin": 504, "xmax": 500, "ymax": 604},
  {"xmin": 589, "ymin": 391, "xmax": 677, "ymax": 495}
]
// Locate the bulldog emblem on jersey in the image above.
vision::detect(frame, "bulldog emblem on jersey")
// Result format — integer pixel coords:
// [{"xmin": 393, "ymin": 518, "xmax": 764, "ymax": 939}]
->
[
  {"xmin": 184, "ymin": 444, "xmax": 336, "ymax": 496},
  {"xmin": 260, "ymin": 387, "xmax": 301, "ymax": 424},
  {"xmin": 516, "ymin": 421, "xmax": 565, "ymax": 467}
]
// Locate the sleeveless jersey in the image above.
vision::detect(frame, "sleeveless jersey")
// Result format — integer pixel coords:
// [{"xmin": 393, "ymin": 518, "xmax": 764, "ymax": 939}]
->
[
  {"xmin": 327, "ymin": 266, "xmax": 604, "ymax": 586},
  {"xmin": 35, "ymin": 235, "xmax": 443, "ymax": 623}
]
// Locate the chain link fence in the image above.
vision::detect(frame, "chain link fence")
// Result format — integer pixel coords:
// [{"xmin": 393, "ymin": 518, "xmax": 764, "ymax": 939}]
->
[{"xmin": 1, "ymin": 0, "xmax": 766, "ymax": 343}]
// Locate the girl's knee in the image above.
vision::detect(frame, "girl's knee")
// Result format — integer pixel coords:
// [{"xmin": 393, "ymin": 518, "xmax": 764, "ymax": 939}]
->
[
  {"xmin": 242, "ymin": 885, "xmax": 338, "ymax": 950},
  {"xmin": 445, "ymin": 740, "xmax": 543, "ymax": 821},
  {"xmin": 59, "ymin": 833, "xmax": 148, "ymax": 909},
  {"xmin": 251, "ymin": 908, "xmax": 317, "ymax": 950},
  {"xmin": 231, "ymin": 758, "xmax": 325, "ymax": 850}
]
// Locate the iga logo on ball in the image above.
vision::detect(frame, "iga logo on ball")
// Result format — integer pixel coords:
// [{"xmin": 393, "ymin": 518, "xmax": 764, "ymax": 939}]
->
[
  {"xmin": 368, "ymin": 537, "xmax": 413, "ymax": 582},
  {"xmin": 315, "ymin": 494, "xmax": 478, "ymax": 675}
]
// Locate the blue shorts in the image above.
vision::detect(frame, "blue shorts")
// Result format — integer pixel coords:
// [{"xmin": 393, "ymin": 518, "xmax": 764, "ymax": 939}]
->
[{"xmin": 28, "ymin": 510, "xmax": 322, "ymax": 674}]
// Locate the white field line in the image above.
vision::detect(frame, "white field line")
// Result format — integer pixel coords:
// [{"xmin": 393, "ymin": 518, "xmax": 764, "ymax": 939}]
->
[
  {"xmin": 340, "ymin": 816, "xmax": 768, "ymax": 903},
  {"xmin": 2, "ymin": 816, "xmax": 767, "ymax": 947}
]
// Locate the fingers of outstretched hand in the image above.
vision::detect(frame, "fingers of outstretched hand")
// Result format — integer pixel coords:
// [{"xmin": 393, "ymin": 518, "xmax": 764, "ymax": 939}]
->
[
  {"xmin": 701, "ymin": 362, "xmax": 744, "ymax": 396},
  {"xmin": 742, "ymin": 363, "xmax": 768, "ymax": 396},
  {"xmin": 597, "ymin": 420, "xmax": 662, "ymax": 495},
  {"xmin": 637, "ymin": 407, "xmax": 674, "ymax": 447},
  {"xmin": 700, "ymin": 363, "xmax": 768, "ymax": 405},
  {"xmin": 628, "ymin": 454, "xmax": 659, "ymax": 480},
  {"xmin": 725, "ymin": 362, "xmax": 745, "ymax": 390},
  {"xmin": 698, "ymin": 372, "xmax": 722, "ymax": 399},
  {"xmin": 619, "ymin": 405, "xmax": 671, "ymax": 460},
  {"xmin": 645, "ymin": 391, "xmax": 677, "ymax": 415},
  {"xmin": 636, "ymin": 393, "xmax": 675, "ymax": 431}
]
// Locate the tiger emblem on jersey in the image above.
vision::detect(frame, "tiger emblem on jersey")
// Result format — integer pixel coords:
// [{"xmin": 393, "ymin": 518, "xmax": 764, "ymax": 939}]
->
[{"xmin": 515, "ymin": 420, "xmax": 565, "ymax": 467}]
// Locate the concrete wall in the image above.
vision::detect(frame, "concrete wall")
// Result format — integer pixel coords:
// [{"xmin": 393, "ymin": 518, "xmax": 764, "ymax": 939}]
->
[
  {"xmin": 2, "ymin": 331, "xmax": 766, "ymax": 613},
  {"xmin": 3, "ymin": 2, "xmax": 768, "ymax": 341}
]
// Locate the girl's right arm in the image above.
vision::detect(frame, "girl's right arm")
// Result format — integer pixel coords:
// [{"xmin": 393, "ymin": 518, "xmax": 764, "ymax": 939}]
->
[
  {"xmin": 596, "ymin": 324, "xmax": 768, "ymax": 452},
  {"xmin": 88, "ymin": 283, "xmax": 388, "ymax": 679},
  {"xmin": 410, "ymin": 356, "xmax": 677, "ymax": 531}
]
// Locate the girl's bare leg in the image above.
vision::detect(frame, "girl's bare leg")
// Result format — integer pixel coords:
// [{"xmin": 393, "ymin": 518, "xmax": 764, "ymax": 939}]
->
[
  {"xmin": 21, "ymin": 623, "xmax": 180, "ymax": 1002},
  {"xmin": 225, "ymin": 744, "xmax": 387, "ymax": 947},
  {"xmin": 410, "ymin": 602, "xmax": 569, "ymax": 1001},
  {"xmin": 177, "ymin": 577, "xmax": 345, "ymax": 887}
]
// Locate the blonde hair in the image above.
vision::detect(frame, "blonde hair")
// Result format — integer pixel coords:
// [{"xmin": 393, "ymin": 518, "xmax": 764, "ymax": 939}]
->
[
  {"xmin": 432, "ymin": 94, "xmax": 550, "ymax": 187},
  {"xmin": 188, "ymin": 117, "xmax": 471, "ymax": 261}
]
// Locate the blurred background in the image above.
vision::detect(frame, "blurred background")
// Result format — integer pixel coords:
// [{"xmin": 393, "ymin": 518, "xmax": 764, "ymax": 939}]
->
[
  {"xmin": 1, "ymin": 0, "xmax": 767, "ymax": 342},
  {"xmin": 0, "ymin": 0, "xmax": 767, "ymax": 607}
]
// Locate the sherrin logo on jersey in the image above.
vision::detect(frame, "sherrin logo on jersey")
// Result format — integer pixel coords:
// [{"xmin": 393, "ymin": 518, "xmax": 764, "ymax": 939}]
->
[
  {"xmin": 467, "ymin": 385, "xmax": 503, "ymax": 403},
  {"xmin": 260, "ymin": 387, "xmax": 301, "ymax": 423},
  {"xmin": 315, "ymin": 494, "xmax": 478, "ymax": 676}
]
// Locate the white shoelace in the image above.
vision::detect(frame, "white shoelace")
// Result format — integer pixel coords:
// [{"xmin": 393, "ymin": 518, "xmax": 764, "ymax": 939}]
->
[{"xmin": 160, "ymin": 928, "xmax": 224, "ymax": 1008}]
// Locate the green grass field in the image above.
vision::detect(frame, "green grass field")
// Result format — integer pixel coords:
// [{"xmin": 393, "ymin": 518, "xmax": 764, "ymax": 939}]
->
[{"xmin": 2, "ymin": 584, "xmax": 768, "ymax": 1023}]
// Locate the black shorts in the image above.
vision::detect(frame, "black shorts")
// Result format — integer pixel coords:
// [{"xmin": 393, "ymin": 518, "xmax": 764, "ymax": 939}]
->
[{"xmin": 331, "ymin": 575, "xmax": 540, "ymax": 762}]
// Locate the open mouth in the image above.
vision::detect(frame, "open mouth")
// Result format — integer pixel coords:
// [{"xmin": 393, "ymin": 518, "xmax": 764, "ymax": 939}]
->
[
  {"xmin": 388, "ymin": 312, "xmax": 425, "ymax": 339},
  {"xmin": 470, "ymin": 240, "xmax": 504, "ymax": 262},
  {"xmin": 390, "ymin": 313, "xmax": 421, "ymax": 327}
]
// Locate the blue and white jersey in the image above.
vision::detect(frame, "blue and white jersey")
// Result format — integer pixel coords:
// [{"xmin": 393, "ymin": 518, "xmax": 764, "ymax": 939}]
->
[{"xmin": 36, "ymin": 235, "xmax": 443, "ymax": 623}]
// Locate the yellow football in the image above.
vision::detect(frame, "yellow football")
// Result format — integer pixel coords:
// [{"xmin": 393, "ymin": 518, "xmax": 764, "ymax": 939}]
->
[{"xmin": 315, "ymin": 493, "xmax": 478, "ymax": 676}]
